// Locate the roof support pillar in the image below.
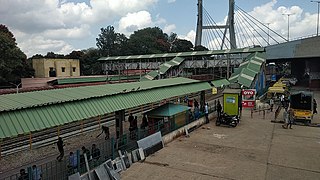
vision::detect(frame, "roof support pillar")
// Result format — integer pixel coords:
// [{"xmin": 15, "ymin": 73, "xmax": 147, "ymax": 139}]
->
[
  {"xmin": 98, "ymin": 115, "xmax": 101, "ymax": 128},
  {"xmin": 29, "ymin": 132, "xmax": 32, "ymax": 151},
  {"xmin": 115, "ymin": 110, "xmax": 125, "ymax": 139},
  {"xmin": 57, "ymin": 126, "xmax": 60, "ymax": 137}
]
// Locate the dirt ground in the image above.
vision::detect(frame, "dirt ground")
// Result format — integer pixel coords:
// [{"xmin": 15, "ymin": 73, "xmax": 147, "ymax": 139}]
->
[{"xmin": 120, "ymin": 91, "xmax": 320, "ymax": 180}]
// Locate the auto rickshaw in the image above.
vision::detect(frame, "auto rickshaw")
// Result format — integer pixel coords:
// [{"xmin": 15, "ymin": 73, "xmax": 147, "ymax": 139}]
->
[{"xmin": 290, "ymin": 91, "xmax": 314, "ymax": 123}]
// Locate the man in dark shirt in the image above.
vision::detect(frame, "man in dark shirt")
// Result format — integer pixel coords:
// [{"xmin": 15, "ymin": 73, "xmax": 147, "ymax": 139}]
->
[
  {"xmin": 56, "ymin": 137, "xmax": 64, "ymax": 162},
  {"xmin": 18, "ymin": 169, "xmax": 29, "ymax": 180}
]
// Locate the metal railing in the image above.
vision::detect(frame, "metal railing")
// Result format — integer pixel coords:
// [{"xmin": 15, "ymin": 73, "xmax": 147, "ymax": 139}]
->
[{"xmin": 1, "ymin": 103, "xmax": 216, "ymax": 180}]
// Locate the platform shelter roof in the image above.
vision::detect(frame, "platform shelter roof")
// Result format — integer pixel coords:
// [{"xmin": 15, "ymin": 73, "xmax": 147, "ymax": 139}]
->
[
  {"xmin": 98, "ymin": 47, "xmax": 265, "ymax": 61},
  {"xmin": 0, "ymin": 77, "xmax": 211, "ymax": 138}
]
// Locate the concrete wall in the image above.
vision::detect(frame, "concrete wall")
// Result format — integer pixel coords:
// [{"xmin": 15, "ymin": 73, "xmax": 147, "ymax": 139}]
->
[
  {"xmin": 162, "ymin": 113, "xmax": 215, "ymax": 144},
  {"xmin": 32, "ymin": 58, "xmax": 80, "ymax": 78}
]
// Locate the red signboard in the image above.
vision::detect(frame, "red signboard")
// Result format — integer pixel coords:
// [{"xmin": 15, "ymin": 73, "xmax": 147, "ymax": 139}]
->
[{"xmin": 242, "ymin": 89, "xmax": 256, "ymax": 108}]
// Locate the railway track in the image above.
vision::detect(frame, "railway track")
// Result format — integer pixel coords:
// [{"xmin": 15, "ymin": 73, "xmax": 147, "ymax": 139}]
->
[{"xmin": 2, "ymin": 91, "xmax": 220, "ymax": 156}]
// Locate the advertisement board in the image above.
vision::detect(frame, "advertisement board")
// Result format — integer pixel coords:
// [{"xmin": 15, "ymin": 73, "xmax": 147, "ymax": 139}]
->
[{"xmin": 242, "ymin": 89, "xmax": 256, "ymax": 108}]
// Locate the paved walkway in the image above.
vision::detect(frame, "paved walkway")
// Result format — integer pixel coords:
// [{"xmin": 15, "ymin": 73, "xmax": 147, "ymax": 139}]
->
[{"xmin": 121, "ymin": 103, "xmax": 320, "ymax": 179}]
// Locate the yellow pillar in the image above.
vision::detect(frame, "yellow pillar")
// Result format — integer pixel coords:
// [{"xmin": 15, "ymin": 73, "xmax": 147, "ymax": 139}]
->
[
  {"xmin": 29, "ymin": 132, "xmax": 32, "ymax": 151},
  {"xmin": 81, "ymin": 120, "xmax": 84, "ymax": 134},
  {"xmin": 98, "ymin": 115, "xmax": 101, "ymax": 128}
]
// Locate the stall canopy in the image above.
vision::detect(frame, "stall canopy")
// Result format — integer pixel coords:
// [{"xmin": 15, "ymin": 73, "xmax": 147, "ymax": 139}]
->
[{"xmin": 145, "ymin": 103, "xmax": 190, "ymax": 117}]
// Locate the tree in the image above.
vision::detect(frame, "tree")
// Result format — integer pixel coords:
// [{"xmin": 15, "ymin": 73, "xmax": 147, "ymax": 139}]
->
[
  {"xmin": 96, "ymin": 26, "xmax": 129, "ymax": 56},
  {"xmin": 128, "ymin": 27, "xmax": 170, "ymax": 54},
  {"xmin": 0, "ymin": 24, "xmax": 34, "ymax": 85},
  {"xmin": 194, "ymin": 45, "xmax": 209, "ymax": 51},
  {"xmin": 45, "ymin": 52, "xmax": 65, "ymax": 58},
  {"xmin": 171, "ymin": 39, "xmax": 193, "ymax": 52},
  {"xmin": 79, "ymin": 48, "xmax": 102, "ymax": 75}
]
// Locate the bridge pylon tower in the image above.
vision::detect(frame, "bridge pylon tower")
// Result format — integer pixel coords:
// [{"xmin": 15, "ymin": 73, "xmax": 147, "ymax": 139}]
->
[{"xmin": 195, "ymin": 0, "xmax": 237, "ymax": 49}]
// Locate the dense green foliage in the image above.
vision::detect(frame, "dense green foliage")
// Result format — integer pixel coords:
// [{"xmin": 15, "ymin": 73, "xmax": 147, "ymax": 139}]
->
[{"xmin": 0, "ymin": 24, "xmax": 34, "ymax": 85}]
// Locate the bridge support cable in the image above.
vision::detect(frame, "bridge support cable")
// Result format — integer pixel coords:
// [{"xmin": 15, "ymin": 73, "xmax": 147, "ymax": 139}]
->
[
  {"xmin": 235, "ymin": 10, "xmax": 265, "ymax": 46},
  {"xmin": 234, "ymin": 12, "xmax": 256, "ymax": 46},
  {"xmin": 235, "ymin": 16, "xmax": 251, "ymax": 47},
  {"xmin": 234, "ymin": 18, "xmax": 249, "ymax": 48},
  {"xmin": 203, "ymin": 7, "xmax": 230, "ymax": 49},
  {"xmin": 235, "ymin": 5, "xmax": 287, "ymax": 43},
  {"xmin": 235, "ymin": 7, "xmax": 271, "ymax": 45},
  {"xmin": 202, "ymin": 8, "xmax": 221, "ymax": 49}
]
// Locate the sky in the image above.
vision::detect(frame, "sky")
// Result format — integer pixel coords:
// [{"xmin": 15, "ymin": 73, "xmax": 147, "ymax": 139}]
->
[{"xmin": 0, "ymin": 0, "xmax": 318, "ymax": 57}]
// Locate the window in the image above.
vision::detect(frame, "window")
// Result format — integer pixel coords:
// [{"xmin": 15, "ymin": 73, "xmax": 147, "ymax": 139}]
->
[
  {"xmin": 72, "ymin": 67, "xmax": 76, "ymax": 72},
  {"xmin": 49, "ymin": 67, "xmax": 54, "ymax": 71},
  {"xmin": 61, "ymin": 67, "xmax": 65, "ymax": 72}
]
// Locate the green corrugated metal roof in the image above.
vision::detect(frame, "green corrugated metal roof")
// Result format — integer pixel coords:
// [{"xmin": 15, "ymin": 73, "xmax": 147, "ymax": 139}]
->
[
  {"xmin": 211, "ymin": 79, "xmax": 230, "ymax": 87},
  {"xmin": 145, "ymin": 103, "xmax": 189, "ymax": 117},
  {"xmin": 98, "ymin": 47, "xmax": 265, "ymax": 61},
  {"xmin": 141, "ymin": 57, "xmax": 185, "ymax": 80},
  {"xmin": 159, "ymin": 57, "xmax": 185, "ymax": 74},
  {"xmin": 228, "ymin": 52, "xmax": 266, "ymax": 87},
  {"xmin": 141, "ymin": 70, "xmax": 160, "ymax": 81},
  {"xmin": 237, "ymin": 68, "xmax": 257, "ymax": 87},
  {"xmin": 0, "ymin": 77, "xmax": 198, "ymax": 112},
  {"xmin": 0, "ymin": 79, "xmax": 211, "ymax": 138}
]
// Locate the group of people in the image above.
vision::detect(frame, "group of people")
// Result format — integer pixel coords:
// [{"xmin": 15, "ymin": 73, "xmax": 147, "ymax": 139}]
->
[
  {"xmin": 54, "ymin": 137, "xmax": 102, "ymax": 173},
  {"xmin": 68, "ymin": 144, "xmax": 101, "ymax": 173},
  {"xmin": 18, "ymin": 165, "xmax": 42, "ymax": 180}
]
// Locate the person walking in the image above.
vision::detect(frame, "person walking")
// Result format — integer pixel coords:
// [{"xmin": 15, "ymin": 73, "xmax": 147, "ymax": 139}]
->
[
  {"xmin": 269, "ymin": 98, "xmax": 274, "ymax": 112},
  {"xmin": 96, "ymin": 125, "xmax": 109, "ymax": 140},
  {"xmin": 56, "ymin": 137, "xmax": 64, "ymax": 162},
  {"xmin": 205, "ymin": 103, "xmax": 209, "ymax": 124},
  {"xmin": 216, "ymin": 100, "xmax": 222, "ymax": 119},
  {"xmin": 288, "ymin": 108, "xmax": 294, "ymax": 129}
]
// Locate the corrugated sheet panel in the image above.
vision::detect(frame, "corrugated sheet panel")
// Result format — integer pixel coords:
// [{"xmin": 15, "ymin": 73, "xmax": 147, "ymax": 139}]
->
[
  {"xmin": 145, "ymin": 103, "xmax": 189, "ymax": 117},
  {"xmin": 98, "ymin": 47, "xmax": 265, "ymax": 61},
  {"xmin": 0, "ymin": 77, "xmax": 198, "ymax": 112},
  {"xmin": 211, "ymin": 79, "xmax": 230, "ymax": 87},
  {"xmin": 0, "ymin": 81, "xmax": 211, "ymax": 138},
  {"xmin": 229, "ymin": 52, "xmax": 266, "ymax": 87}
]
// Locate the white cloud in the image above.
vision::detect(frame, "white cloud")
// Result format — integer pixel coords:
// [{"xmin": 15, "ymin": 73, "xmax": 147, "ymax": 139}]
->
[
  {"xmin": 178, "ymin": 30, "xmax": 196, "ymax": 45},
  {"xmin": 42, "ymin": 25, "xmax": 91, "ymax": 39},
  {"xmin": 163, "ymin": 24, "xmax": 176, "ymax": 34},
  {"xmin": 118, "ymin": 11, "xmax": 153, "ymax": 36},
  {"xmin": 168, "ymin": 0, "xmax": 176, "ymax": 3},
  {"xmin": 18, "ymin": 35, "xmax": 74, "ymax": 56},
  {"xmin": 0, "ymin": 0, "xmax": 159, "ymax": 57}
]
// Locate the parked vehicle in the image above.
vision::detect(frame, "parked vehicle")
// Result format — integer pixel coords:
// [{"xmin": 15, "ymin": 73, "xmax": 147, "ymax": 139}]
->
[
  {"xmin": 290, "ymin": 91, "xmax": 314, "ymax": 123},
  {"xmin": 216, "ymin": 112, "xmax": 239, "ymax": 127}
]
